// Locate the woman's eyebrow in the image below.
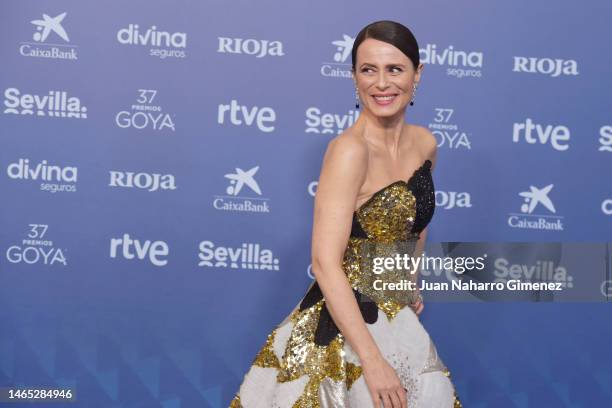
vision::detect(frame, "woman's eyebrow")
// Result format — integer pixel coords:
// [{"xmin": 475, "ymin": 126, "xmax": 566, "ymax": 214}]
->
[{"xmin": 360, "ymin": 62, "xmax": 406, "ymax": 68}]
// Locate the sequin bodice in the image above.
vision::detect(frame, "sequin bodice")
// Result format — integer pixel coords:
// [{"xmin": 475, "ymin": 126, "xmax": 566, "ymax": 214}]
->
[
  {"xmin": 350, "ymin": 159, "xmax": 435, "ymax": 242},
  {"xmin": 343, "ymin": 159, "xmax": 435, "ymax": 319}
]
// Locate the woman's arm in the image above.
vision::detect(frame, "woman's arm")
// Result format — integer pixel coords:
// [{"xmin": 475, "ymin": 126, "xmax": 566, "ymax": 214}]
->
[
  {"xmin": 310, "ymin": 135, "xmax": 407, "ymax": 408},
  {"xmin": 409, "ymin": 227, "xmax": 427, "ymax": 315},
  {"xmin": 410, "ymin": 127, "xmax": 439, "ymax": 315},
  {"xmin": 310, "ymin": 134, "xmax": 379, "ymax": 362}
]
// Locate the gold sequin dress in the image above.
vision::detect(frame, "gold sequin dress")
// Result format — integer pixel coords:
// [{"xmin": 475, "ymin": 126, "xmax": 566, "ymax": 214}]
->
[{"xmin": 229, "ymin": 159, "xmax": 462, "ymax": 407}]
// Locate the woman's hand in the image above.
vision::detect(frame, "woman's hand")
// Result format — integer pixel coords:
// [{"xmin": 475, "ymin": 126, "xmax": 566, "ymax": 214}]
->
[
  {"xmin": 361, "ymin": 353, "xmax": 408, "ymax": 408},
  {"xmin": 410, "ymin": 292, "xmax": 425, "ymax": 316},
  {"xmin": 409, "ymin": 292, "xmax": 424, "ymax": 316}
]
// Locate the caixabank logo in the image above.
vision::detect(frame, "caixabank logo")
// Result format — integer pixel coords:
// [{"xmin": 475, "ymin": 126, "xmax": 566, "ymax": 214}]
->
[
  {"xmin": 212, "ymin": 166, "xmax": 270, "ymax": 213},
  {"xmin": 19, "ymin": 11, "xmax": 78, "ymax": 60},
  {"xmin": 507, "ymin": 184, "xmax": 564, "ymax": 231},
  {"xmin": 320, "ymin": 34, "xmax": 354, "ymax": 79}
]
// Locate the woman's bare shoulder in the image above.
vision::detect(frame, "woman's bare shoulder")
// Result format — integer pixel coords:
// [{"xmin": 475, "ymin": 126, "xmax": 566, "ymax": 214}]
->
[
  {"xmin": 322, "ymin": 130, "xmax": 368, "ymax": 169},
  {"xmin": 315, "ymin": 130, "xmax": 369, "ymax": 204},
  {"xmin": 407, "ymin": 124, "xmax": 438, "ymax": 170}
]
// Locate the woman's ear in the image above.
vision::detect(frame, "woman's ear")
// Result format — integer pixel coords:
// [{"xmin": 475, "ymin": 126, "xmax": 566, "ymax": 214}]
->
[{"xmin": 415, "ymin": 63, "xmax": 424, "ymax": 82}]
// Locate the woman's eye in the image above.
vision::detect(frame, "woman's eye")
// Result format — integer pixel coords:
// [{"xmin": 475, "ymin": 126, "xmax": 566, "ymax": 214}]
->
[{"xmin": 390, "ymin": 67, "xmax": 402, "ymax": 73}]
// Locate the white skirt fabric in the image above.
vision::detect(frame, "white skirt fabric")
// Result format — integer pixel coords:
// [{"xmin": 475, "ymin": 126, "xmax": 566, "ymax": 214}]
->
[{"xmin": 229, "ymin": 298, "xmax": 461, "ymax": 408}]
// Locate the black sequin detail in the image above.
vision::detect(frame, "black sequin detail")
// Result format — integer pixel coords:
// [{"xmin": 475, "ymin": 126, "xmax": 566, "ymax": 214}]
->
[
  {"xmin": 299, "ymin": 281, "xmax": 378, "ymax": 346},
  {"xmin": 407, "ymin": 159, "xmax": 435, "ymax": 234},
  {"xmin": 350, "ymin": 214, "xmax": 368, "ymax": 238}
]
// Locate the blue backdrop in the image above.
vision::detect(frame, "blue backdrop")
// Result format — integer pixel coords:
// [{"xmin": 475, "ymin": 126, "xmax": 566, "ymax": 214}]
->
[{"xmin": 1, "ymin": 0, "xmax": 611, "ymax": 407}]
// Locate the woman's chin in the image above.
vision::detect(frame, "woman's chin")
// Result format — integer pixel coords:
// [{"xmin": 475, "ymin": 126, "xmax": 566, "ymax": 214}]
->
[{"xmin": 367, "ymin": 105, "xmax": 405, "ymax": 118}]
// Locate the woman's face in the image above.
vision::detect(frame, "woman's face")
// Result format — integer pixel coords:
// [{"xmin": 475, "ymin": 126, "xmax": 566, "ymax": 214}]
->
[{"xmin": 352, "ymin": 38, "xmax": 423, "ymax": 118}]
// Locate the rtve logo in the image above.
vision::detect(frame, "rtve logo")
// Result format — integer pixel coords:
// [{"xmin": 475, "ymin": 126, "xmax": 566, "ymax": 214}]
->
[
  {"xmin": 512, "ymin": 118, "xmax": 570, "ymax": 151},
  {"xmin": 110, "ymin": 233, "xmax": 169, "ymax": 267},
  {"xmin": 217, "ymin": 99, "xmax": 276, "ymax": 132}
]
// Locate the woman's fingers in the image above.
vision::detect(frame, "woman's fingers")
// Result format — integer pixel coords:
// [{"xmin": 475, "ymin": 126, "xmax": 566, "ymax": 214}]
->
[
  {"xmin": 397, "ymin": 387, "xmax": 408, "ymax": 408},
  {"xmin": 388, "ymin": 388, "xmax": 403, "ymax": 408},
  {"xmin": 380, "ymin": 392, "xmax": 393, "ymax": 408},
  {"xmin": 372, "ymin": 394, "xmax": 381, "ymax": 408},
  {"xmin": 416, "ymin": 302, "xmax": 424, "ymax": 315}
]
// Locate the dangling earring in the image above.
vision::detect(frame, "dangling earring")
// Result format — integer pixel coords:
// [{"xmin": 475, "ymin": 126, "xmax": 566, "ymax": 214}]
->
[
  {"xmin": 355, "ymin": 86, "xmax": 360, "ymax": 109},
  {"xmin": 410, "ymin": 82, "xmax": 418, "ymax": 106}
]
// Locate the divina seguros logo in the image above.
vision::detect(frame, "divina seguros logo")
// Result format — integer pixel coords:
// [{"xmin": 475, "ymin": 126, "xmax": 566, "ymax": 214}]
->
[
  {"xmin": 7, "ymin": 158, "xmax": 78, "ymax": 193},
  {"xmin": 419, "ymin": 43, "xmax": 483, "ymax": 78},
  {"xmin": 117, "ymin": 24, "xmax": 187, "ymax": 59}
]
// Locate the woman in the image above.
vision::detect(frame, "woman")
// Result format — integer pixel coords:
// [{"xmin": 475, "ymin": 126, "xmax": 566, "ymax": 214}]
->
[{"xmin": 229, "ymin": 20, "xmax": 461, "ymax": 408}]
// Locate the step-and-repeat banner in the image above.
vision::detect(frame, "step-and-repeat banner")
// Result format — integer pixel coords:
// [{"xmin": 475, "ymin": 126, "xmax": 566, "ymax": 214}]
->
[{"xmin": 1, "ymin": 1, "xmax": 611, "ymax": 407}]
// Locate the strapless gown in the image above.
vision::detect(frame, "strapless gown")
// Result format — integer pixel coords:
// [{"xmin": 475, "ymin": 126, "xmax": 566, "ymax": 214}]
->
[{"xmin": 229, "ymin": 159, "xmax": 462, "ymax": 407}]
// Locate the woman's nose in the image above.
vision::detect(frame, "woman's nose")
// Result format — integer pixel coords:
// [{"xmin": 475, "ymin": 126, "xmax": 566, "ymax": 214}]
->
[{"xmin": 376, "ymin": 72, "xmax": 389, "ymax": 89}]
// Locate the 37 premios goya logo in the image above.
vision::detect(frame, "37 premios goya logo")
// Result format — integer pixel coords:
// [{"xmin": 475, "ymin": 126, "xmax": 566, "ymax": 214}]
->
[
  {"xmin": 427, "ymin": 108, "xmax": 472, "ymax": 150},
  {"xmin": 6, "ymin": 224, "xmax": 67, "ymax": 266},
  {"xmin": 115, "ymin": 89, "xmax": 175, "ymax": 131}
]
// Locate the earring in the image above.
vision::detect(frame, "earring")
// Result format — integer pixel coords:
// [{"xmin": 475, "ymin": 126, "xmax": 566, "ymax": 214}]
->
[
  {"xmin": 355, "ymin": 87, "xmax": 360, "ymax": 109},
  {"xmin": 410, "ymin": 83, "xmax": 418, "ymax": 106}
]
